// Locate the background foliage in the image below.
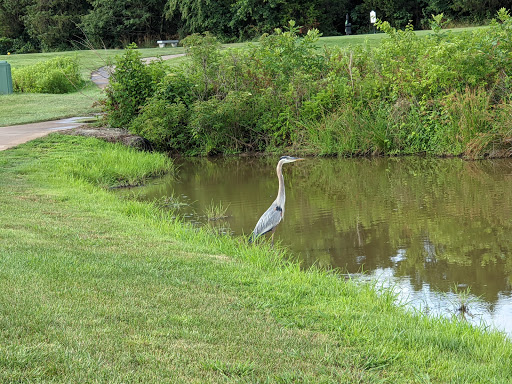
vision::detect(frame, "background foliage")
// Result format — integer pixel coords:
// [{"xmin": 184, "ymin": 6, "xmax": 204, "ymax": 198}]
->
[
  {"xmin": 2, "ymin": 0, "xmax": 512, "ymax": 52},
  {"xmin": 102, "ymin": 10, "xmax": 512, "ymax": 157},
  {"xmin": 81, "ymin": 0, "xmax": 172, "ymax": 49}
]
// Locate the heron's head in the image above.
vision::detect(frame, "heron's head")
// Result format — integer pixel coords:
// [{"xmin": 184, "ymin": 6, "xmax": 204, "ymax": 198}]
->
[{"xmin": 279, "ymin": 156, "xmax": 305, "ymax": 164}]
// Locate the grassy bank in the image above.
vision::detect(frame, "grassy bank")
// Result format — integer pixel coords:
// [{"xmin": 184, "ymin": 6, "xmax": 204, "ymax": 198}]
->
[
  {"xmin": 0, "ymin": 134, "xmax": 511, "ymax": 382},
  {"xmin": 0, "ymin": 84, "xmax": 101, "ymax": 126}
]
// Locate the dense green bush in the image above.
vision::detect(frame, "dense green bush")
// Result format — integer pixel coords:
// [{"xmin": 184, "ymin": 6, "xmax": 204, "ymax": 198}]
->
[
  {"xmin": 12, "ymin": 56, "xmax": 84, "ymax": 93},
  {"xmin": 129, "ymin": 72, "xmax": 196, "ymax": 152},
  {"xmin": 306, "ymin": 8, "xmax": 512, "ymax": 157},
  {"xmin": 130, "ymin": 98, "xmax": 190, "ymax": 152},
  {"xmin": 103, "ymin": 43, "xmax": 166, "ymax": 128},
  {"xmin": 105, "ymin": 11, "xmax": 512, "ymax": 157},
  {"xmin": 80, "ymin": 0, "xmax": 173, "ymax": 49}
]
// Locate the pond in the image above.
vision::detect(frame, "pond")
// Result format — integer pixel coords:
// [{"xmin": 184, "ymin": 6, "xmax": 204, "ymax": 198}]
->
[{"xmin": 119, "ymin": 156, "xmax": 512, "ymax": 336}]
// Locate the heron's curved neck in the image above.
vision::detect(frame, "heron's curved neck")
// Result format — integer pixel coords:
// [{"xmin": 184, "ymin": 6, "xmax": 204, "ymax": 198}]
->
[{"xmin": 276, "ymin": 160, "xmax": 285, "ymax": 207}]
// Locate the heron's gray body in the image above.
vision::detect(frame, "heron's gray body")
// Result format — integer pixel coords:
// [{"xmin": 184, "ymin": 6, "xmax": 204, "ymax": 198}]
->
[
  {"xmin": 249, "ymin": 156, "xmax": 303, "ymax": 244},
  {"xmin": 251, "ymin": 202, "xmax": 284, "ymax": 238}
]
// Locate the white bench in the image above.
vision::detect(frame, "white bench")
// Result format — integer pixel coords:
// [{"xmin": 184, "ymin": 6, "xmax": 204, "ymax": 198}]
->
[{"xmin": 157, "ymin": 40, "xmax": 179, "ymax": 48}]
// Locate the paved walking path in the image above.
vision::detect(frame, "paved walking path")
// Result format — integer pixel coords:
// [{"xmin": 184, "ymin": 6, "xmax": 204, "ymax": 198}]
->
[
  {"xmin": 0, "ymin": 117, "xmax": 93, "ymax": 151},
  {"xmin": 0, "ymin": 53, "xmax": 186, "ymax": 151}
]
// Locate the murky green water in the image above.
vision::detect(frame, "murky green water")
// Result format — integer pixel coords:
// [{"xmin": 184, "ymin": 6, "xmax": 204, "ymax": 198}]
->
[{"xmin": 119, "ymin": 156, "xmax": 512, "ymax": 336}]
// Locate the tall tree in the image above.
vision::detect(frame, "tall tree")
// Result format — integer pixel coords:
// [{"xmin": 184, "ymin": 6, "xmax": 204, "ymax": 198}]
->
[
  {"xmin": 167, "ymin": 0, "xmax": 349, "ymax": 39},
  {"xmin": 353, "ymin": 0, "xmax": 427, "ymax": 30},
  {"xmin": 81, "ymin": 0, "xmax": 172, "ymax": 48},
  {"xmin": 23, "ymin": 0, "xmax": 90, "ymax": 50},
  {"xmin": 0, "ymin": 0, "xmax": 30, "ymax": 38},
  {"xmin": 165, "ymin": 0, "xmax": 234, "ymax": 38},
  {"xmin": 278, "ymin": 0, "xmax": 349, "ymax": 35},
  {"xmin": 228, "ymin": 0, "xmax": 286, "ymax": 38},
  {"xmin": 450, "ymin": 0, "xmax": 512, "ymax": 21}
]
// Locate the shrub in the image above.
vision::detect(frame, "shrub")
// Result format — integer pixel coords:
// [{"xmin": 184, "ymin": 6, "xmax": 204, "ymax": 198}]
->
[
  {"xmin": 128, "ymin": 73, "xmax": 197, "ymax": 152},
  {"xmin": 103, "ymin": 43, "xmax": 166, "ymax": 128},
  {"xmin": 179, "ymin": 22, "xmax": 327, "ymax": 153},
  {"xmin": 189, "ymin": 90, "xmax": 263, "ymax": 154},
  {"xmin": 12, "ymin": 56, "xmax": 84, "ymax": 94},
  {"xmin": 181, "ymin": 32, "xmax": 221, "ymax": 101},
  {"xmin": 130, "ymin": 99, "xmax": 190, "ymax": 152},
  {"xmin": 106, "ymin": 11, "xmax": 512, "ymax": 157},
  {"xmin": 152, "ymin": 72, "xmax": 196, "ymax": 106}
]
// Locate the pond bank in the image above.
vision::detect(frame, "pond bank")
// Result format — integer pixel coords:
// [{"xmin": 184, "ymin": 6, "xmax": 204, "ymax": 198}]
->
[
  {"xmin": 0, "ymin": 134, "xmax": 511, "ymax": 382},
  {"xmin": 120, "ymin": 156, "xmax": 512, "ymax": 337},
  {"xmin": 60, "ymin": 126, "xmax": 151, "ymax": 150}
]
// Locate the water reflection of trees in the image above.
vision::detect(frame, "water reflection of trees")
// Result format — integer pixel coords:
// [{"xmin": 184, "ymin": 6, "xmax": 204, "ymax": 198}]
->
[{"xmin": 292, "ymin": 157, "xmax": 512, "ymax": 303}]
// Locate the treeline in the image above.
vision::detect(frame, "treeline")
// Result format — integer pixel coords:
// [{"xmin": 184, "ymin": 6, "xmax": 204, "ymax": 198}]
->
[{"xmin": 1, "ymin": 0, "xmax": 512, "ymax": 53}]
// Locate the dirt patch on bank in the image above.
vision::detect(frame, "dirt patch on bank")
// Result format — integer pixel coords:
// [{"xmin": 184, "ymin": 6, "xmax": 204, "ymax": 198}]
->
[{"xmin": 59, "ymin": 127, "xmax": 152, "ymax": 150}]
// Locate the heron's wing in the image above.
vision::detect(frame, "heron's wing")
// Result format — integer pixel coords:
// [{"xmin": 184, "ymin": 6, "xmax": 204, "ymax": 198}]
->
[{"xmin": 251, "ymin": 203, "xmax": 283, "ymax": 239}]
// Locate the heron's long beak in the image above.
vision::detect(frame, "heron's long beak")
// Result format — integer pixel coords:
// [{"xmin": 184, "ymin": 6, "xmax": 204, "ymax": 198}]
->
[{"xmin": 293, "ymin": 157, "xmax": 305, "ymax": 161}]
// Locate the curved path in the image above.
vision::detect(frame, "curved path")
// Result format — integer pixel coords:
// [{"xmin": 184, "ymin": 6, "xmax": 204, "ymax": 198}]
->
[
  {"xmin": 91, "ymin": 53, "xmax": 185, "ymax": 89},
  {"xmin": 0, "ymin": 53, "xmax": 186, "ymax": 151}
]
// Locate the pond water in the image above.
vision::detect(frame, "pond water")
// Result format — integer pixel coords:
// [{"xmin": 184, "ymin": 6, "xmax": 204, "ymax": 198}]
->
[{"xmin": 119, "ymin": 156, "xmax": 512, "ymax": 336}]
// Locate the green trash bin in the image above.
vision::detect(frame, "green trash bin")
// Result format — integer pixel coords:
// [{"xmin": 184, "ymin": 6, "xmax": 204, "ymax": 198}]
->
[{"xmin": 0, "ymin": 61, "xmax": 13, "ymax": 95}]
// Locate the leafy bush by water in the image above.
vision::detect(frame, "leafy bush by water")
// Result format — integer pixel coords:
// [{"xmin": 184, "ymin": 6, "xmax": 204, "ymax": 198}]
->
[
  {"xmin": 12, "ymin": 56, "xmax": 84, "ymax": 94},
  {"xmin": 105, "ymin": 11, "xmax": 512, "ymax": 157},
  {"xmin": 103, "ymin": 43, "xmax": 166, "ymax": 128}
]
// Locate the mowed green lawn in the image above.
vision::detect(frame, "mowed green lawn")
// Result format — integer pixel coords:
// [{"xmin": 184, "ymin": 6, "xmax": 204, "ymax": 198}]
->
[
  {"xmin": 0, "ymin": 85, "xmax": 102, "ymax": 126},
  {"xmin": 0, "ymin": 134, "xmax": 511, "ymax": 382}
]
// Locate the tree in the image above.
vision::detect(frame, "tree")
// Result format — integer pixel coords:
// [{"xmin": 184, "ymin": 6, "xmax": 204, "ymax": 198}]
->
[
  {"xmin": 23, "ymin": 0, "xmax": 90, "ymax": 51},
  {"xmin": 0, "ymin": 0, "xmax": 30, "ymax": 38},
  {"xmin": 165, "ymin": 0, "xmax": 234, "ymax": 38},
  {"xmin": 278, "ymin": 0, "xmax": 349, "ymax": 35},
  {"xmin": 167, "ymin": 0, "xmax": 350, "ymax": 40},
  {"xmin": 353, "ymin": 0, "xmax": 426, "ymax": 31},
  {"xmin": 81, "ymin": 0, "xmax": 172, "ymax": 48},
  {"xmin": 228, "ymin": 0, "xmax": 288, "ymax": 39},
  {"xmin": 450, "ymin": 0, "xmax": 512, "ymax": 21}
]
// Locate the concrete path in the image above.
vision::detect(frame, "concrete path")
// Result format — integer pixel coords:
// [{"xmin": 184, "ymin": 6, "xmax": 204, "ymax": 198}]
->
[
  {"xmin": 90, "ymin": 66, "xmax": 112, "ymax": 89},
  {"xmin": 0, "ymin": 53, "xmax": 186, "ymax": 151},
  {"xmin": 91, "ymin": 53, "xmax": 186, "ymax": 89},
  {"xmin": 0, "ymin": 117, "xmax": 92, "ymax": 151}
]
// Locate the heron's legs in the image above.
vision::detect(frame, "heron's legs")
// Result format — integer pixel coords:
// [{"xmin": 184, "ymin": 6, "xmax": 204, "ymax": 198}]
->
[{"xmin": 270, "ymin": 227, "xmax": 277, "ymax": 247}]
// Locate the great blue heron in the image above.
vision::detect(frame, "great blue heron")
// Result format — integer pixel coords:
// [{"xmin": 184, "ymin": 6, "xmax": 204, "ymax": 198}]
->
[{"xmin": 249, "ymin": 156, "xmax": 304, "ymax": 245}]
